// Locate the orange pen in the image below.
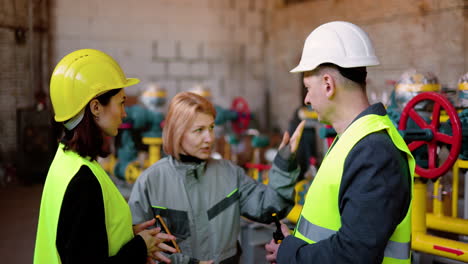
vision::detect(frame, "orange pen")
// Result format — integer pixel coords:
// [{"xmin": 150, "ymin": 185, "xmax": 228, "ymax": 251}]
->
[{"xmin": 155, "ymin": 215, "xmax": 181, "ymax": 253}]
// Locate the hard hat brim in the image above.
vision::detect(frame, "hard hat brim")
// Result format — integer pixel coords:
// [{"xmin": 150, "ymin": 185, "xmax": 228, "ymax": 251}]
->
[
  {"xmin": 290, "ymin": 63, "xmax": 316, "ymax": 73},
  {"xmin": 290, "ymin": 58, "xmax": 380, "ymax": 73},
  {"xmin": 123, "ymin": 78, "xmax": 140, "ymax": 88}
]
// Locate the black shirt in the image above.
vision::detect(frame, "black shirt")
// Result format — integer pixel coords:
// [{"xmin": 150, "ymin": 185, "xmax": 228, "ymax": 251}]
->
[
  {"xmin": 277, "ymin": 103, "xmax": 411, "ymax": 264},
  {"xmin": 56, "ymin": 166, "xmax": 147, "ymax": 264}
]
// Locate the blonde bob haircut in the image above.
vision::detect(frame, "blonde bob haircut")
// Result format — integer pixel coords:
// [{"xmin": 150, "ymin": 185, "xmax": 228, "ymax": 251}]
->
[{"xmin": 163, "ymin": 91, "xmax": 217, "ymax": 160}]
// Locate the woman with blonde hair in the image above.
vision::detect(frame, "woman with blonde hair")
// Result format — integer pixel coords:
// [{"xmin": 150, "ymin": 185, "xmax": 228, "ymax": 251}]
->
[{"xmin": 129, "ymin": 91, "xmax": 304, "ymax": 263}]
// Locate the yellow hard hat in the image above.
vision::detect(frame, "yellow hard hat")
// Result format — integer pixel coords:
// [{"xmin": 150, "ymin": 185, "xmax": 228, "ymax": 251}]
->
[{"xmin": 50, "ymin": 49, "xmax": 139, "ymax": 122}]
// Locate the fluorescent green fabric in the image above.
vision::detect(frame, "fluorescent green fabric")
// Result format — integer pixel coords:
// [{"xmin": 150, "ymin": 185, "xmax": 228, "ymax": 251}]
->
[
  {"xmin": 294, "ymin": 114, "xmax": 415, "ymax": 263},
  {"xmin": 34, "ymin": 144, "xmax": 134, "ymax": 263}
]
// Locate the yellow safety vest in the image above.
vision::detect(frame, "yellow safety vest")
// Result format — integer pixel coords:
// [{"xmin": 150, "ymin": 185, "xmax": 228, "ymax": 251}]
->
[
  {"xmin": 294, "ymin": 114, "xmax": 415, "ymax": 264},
  {"xmin": 34, "ymin": 144, "xmax": 134, "ymax": 263}
]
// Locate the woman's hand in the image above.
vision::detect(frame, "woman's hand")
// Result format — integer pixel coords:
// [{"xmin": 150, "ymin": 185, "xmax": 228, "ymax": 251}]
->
[
  {"xmin": 133, "ymin": 218, "xmax": 156, "ymax": 235},
  {"xmin": 151, "ymin": 232, "xmax": 177, "ymax": 263},
  {"xmin": 138, "ymin": 227, "xmax": 162, "ymax": 256},
  {"xmin": 200, "ymin": 261, "xmax": 214, "ymax": 264},
  {"xmin": 279, "ymin": 120, "xmax": 305, "ymax": 153},
  {"xmin": 135, "ymin": 218, "xmax": 178, "ymax": 263}
]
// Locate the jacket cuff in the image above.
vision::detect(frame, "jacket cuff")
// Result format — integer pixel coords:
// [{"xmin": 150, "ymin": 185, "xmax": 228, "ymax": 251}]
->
[
  {"xmin": 189, "ymin": 258, "xmax": 200, "ymax": 264},
  {"xmin": 131, "ymin": 235, "xmax": 149, "ymax": 264},
  {"xmin": 277, "ymin": 235, "xmax": 307, "ymax": 263},
  {"xmin": 274, "ymin": 146, "xmax": 297, "ymax": 172}
]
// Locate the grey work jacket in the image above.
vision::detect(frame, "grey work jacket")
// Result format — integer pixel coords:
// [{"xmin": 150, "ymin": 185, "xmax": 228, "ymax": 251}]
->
[{"xmin": 128, "ymin": 153, "xmax": 299, "ymax": 264}]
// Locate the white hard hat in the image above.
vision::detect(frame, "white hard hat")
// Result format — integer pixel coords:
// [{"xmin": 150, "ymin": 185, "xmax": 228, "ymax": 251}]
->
[{"xmin": 291, "ymin": 21, "xmax": 380, "ymax": 73}]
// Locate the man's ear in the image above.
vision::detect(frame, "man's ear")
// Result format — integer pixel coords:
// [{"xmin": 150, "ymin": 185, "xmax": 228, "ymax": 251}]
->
[
  {"xmin": 322, "ymin": 73, "xmax": 336, "ymax": 99},
  {"xmin": 89, "ymin": 98, "xmax": 101, "ymax": 118}
]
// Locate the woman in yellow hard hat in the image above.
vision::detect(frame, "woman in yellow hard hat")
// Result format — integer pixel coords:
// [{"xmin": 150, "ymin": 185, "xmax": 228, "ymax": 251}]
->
[{"xmin": 34, "ymin": 49, "xmax": 176, "ymax": 264}]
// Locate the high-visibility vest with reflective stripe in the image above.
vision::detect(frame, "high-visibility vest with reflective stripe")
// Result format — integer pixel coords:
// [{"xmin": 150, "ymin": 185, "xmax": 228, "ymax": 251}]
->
[
  {"xmin": 294, "ymin": 114, "xmax": 415, "ymax": 264},
  {"xmin": 34, "ymin": 144, "xmax": 134, "ymax": 263}
]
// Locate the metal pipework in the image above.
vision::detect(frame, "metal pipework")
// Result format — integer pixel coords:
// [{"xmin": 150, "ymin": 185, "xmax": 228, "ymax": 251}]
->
[
  {"xmin": 412, "ymin": 178, "xmax": 468, "ymax": 262},
  {"xmin": 425, "ymin": 160, "xmax": 468, "ymax": 236},
  {"xmin": 142, "ymin": 137, "xmax": 163, "ymax": 166},
  {"xmin": 399, "ymin": 128, "xmax": 433, "ymax": 142}
]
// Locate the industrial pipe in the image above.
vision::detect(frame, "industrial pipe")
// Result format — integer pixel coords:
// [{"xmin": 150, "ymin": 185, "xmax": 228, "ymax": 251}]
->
[{"xmin": 413, "ymin": 179, "xmax": 468, "ymax": 261}]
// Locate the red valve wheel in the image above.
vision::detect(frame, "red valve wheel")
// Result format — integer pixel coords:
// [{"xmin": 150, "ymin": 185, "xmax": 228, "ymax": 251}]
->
[
  {"xmin": 231, "ymin": 97, "xmax": 251, "ymax": 134},
  {"xmin": 119, "ymin": 123, "xmax": 133, "ymax": 129},
  {"xmin": 398, "ymin": 92, "xmax": 462, "ymax": 179},
  {"xmin": 245, "ymin": 163, "xmax": 272, "ymax": 171}
]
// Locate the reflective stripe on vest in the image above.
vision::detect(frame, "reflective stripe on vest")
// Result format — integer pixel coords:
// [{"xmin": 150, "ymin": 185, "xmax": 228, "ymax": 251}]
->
[
  {"xmin": 297, "ymin": 215, "xmax": 410, "ymax": 260},
  {"xmin": 294, "ymin": 114, "xmax": 415, "ymax": 263},
  {"xmin": 34, "ymin": 144, "xmax": 134, "ymax": 263}
]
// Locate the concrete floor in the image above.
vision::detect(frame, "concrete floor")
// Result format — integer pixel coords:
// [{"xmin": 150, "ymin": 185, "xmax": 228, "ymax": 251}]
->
[{"xmin": 0, "ymin": 183, "xmax": 43, "ymax": 264}]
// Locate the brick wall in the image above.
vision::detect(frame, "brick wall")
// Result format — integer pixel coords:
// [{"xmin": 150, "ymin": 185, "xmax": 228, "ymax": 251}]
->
[
  {"xmin": 0, "ymin": 0, "xmax": 49, "ymax": 163},
  {"xmin": 3, "ymin": 0, "xmax": 468, "ymax": 161},
  {"xmin": 266, "ymin": 0, "xmax": 468, "ymax": 130},
  {"xmin": 50, "ymin": 0, "xmax": 268, "ymax": 128}
]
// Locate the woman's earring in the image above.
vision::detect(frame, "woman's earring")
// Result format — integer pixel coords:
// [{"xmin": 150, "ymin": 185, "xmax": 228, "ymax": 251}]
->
[{"xmin": 94, "ymin": 115, "xmax": 99, "ymax": 122}]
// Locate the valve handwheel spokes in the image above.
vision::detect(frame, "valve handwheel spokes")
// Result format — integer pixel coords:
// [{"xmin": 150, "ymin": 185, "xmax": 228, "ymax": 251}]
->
[
  {"xmin": 398, "ymin": 92, "xmax": 462, "ymax": 179},
  {"xmin": 231, "ymin": 97, "xmax": 251, "ymax": 134}
]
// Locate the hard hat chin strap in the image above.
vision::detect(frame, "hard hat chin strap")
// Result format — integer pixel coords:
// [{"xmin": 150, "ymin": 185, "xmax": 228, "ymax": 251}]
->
[{"xmin": 64, "ymin": 108, "xmax": 85, "ymax": 130}]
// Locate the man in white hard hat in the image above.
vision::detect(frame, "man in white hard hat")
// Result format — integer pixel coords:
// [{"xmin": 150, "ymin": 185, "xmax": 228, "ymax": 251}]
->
[{"xmin": 265, "ymin": 21, "xmax": 415, "ymax": 264}]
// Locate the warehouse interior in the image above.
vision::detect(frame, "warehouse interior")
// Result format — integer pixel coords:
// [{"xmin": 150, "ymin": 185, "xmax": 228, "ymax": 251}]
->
[{"xmin": 1, "ymin": 0, "xmax": 468, "ymax": 263}]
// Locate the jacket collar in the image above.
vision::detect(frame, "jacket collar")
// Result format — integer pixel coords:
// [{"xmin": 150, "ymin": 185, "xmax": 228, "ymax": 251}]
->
[{"xmin": 168, "ymin": 155, "xmax": 207, "ymax": 180}]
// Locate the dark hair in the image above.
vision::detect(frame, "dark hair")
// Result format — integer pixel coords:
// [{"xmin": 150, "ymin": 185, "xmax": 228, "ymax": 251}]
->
[
  {"xmin": 336, "ymin": 65, "xmax": 367, "ymax": 85},
  {"xmin": 61, "ymin": 88, "xmax": 122, "ymax": 160},
  {"xmin": 318, "ymin": 63, "xmax": 367, "ymax": 85}
]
